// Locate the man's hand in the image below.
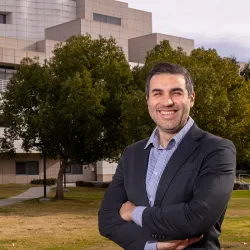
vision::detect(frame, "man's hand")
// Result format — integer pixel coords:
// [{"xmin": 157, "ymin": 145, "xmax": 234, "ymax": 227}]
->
[
  {"xmin": 119, "ymin": 202, "xmax": 202, "ymax": 249},
  {"xmin": 157, "ymin": 236, "xmax": 203, "ymax": 250},
  {"xmin": 119, "ymin": 201, "xmax": 136, "ymax": 222}
]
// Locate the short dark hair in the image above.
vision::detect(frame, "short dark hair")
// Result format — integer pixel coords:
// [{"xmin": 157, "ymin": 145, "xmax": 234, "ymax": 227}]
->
[{"xmin": 146, "ymin": 62, "xmax": 194, "ymax": 97}]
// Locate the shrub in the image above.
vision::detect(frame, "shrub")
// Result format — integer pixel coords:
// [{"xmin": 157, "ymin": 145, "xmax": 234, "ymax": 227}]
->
[
  {"xmin": 30, "ymin": 178, "xmax": 57, "ymax": 186},
  {"xmin": 75, "ymin": 180, "xmax": 84, "ymax": 187},
  {"xmin": 101, "ymin": 182, "xmax": 110, "ymax": 188},
  {"xmin": 233, "ymin": 182, "xmax": 241, "ymax": 190},
  {"xmin": 75, "ymin": 181, "xmax": 110, "ymax": 188},
  {"xmin": 233, "ymin": 182, "xmax": 250, "ymax": 190}
]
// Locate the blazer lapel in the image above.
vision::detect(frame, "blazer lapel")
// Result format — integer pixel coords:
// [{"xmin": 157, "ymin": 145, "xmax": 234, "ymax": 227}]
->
[
  {"xmin": 154, "ymin": 124, "xmax": 204, "ymax": 206},
  {"xmin": 134, "ymin": 141, "xmax": 152, "ymax": 206}
]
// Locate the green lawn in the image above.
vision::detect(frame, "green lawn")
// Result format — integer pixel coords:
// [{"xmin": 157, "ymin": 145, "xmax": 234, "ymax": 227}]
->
[
  {"xmin": 0, "ymin": 187, "xmax": 120, "ymax": 250},
  {"xmin": 0, "ymin": 186, "xmax": 249, "ymax": 249},
  {"xmin": 221, "ymin": 191, "xmax": 250, "ymax": 249},
  {"xmin": 0, "ymin": 184, "xmax": 32, "ymax": 199}
]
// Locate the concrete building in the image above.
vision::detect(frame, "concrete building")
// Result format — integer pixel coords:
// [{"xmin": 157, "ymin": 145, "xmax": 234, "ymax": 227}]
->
[
  {"xmin": 238, "ymin": 61, "xmax": 247, "ymax": 72},
  {"xmin": 0, "ymin": 0, "xmax": 194, "ymax": 184},
  {"xmin": 0, "ymin": 128, "xmax": 96, "ymax": 184},
  {"xmin": 128, "ymin": 33, "xmax": 194, "ymax": 64}
]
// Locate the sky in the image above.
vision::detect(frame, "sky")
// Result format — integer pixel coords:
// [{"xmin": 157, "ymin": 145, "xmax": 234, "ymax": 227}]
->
[{"xmin": 120, "ymin": 0, "xmax": 250, "ymax": 62}]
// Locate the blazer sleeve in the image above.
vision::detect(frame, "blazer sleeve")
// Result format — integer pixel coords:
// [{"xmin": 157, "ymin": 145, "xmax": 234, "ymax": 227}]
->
[
  {"xmin": 98, "ymin": 148, "xmax": 150, "ymax": 250},
  {"xmin": 141, "ymin": 138, "xmax": 236, "ymax": 239}
]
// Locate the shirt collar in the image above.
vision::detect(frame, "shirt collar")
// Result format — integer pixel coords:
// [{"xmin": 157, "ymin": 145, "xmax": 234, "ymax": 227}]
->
[{"xmin": 144, "ymin": 116, "xmax": 194, "ymax": 150}]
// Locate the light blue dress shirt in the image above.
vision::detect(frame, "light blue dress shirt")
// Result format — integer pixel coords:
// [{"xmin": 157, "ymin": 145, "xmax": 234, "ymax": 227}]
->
[{"xmin": 132, "ymin": 117, "xmax": 194, "ymax": 250}]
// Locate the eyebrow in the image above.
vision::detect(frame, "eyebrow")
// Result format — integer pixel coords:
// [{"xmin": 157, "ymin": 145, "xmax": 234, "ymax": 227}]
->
[
  {"xmin": 151, "ymin": 88, "xmax": 162, "ymax": 93},
  {"xmin": 151, "ymin": 87, "xmax": 184, "ymax": 93},
  {"xmin": 171, "ymin": 88, "xmax": 184, "ymax": 92}
]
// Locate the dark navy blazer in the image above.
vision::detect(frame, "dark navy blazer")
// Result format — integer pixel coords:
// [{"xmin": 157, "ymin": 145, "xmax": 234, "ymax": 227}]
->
[{"xmin": 98, "ymin": 124, "xmax": 236, "ymax": 250}]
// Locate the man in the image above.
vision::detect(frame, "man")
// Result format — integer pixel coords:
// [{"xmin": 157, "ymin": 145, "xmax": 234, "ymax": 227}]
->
[{"xmin": 98, "ymin": 62, "xmax": 236, "ymax": 250}]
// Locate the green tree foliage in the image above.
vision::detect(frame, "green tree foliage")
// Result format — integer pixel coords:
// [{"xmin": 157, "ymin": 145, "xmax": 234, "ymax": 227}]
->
[
  {"xmin": 229, "ymin": 55, "xmax": 239, "ymax": 65},
  {"xmin": 0, "ymin": 35, "xmax": 131, "ymax": 199},
  {"xmin": 121, "ymin": 40, "xmax": 250, "ymax": 165}
]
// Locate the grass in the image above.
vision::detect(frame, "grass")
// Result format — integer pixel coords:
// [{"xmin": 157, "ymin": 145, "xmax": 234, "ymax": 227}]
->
[
  {"xmin": 0, "ymin": 184, "xmax": 33, "ymax": 199},
  {"xmin": 0, "ymin": 186, "xmax": 249, "ymax": 249},
  {"xmin": 0, "ymin": 187, "xmax": 120, "ymax": 250},
  {"xmin": 221, "ymin": 191, "xmax": 250, "ymax": 249}
]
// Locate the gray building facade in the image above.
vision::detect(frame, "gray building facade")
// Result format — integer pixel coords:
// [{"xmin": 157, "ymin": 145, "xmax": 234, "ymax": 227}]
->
[{"xmin": 0, "ymin": 0, "xmax": 195, "ymax": 183}]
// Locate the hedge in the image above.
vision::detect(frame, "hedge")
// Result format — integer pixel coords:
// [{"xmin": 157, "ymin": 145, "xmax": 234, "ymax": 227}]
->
[
  {"xmin": 75, "ymin": 181, "xmax": 110, "ymax": 188},
  {"xmin": 30, "ymin": 178, "xmax": 57, "ymax": 186}
]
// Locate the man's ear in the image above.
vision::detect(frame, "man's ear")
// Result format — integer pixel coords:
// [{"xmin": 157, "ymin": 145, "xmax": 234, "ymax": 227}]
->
[{"xmin": 190, "ymin": 92, "xmax": 195, "ymax": 108}]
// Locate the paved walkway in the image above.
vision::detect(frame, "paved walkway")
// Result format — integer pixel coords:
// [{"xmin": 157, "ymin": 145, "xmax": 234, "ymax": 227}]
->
[{"xmin": 0, "ymin": 186, "xmax": 52, "ymax": 207}]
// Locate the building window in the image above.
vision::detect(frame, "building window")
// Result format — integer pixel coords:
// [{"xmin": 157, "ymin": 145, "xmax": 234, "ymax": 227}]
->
[
  {"xmin": 0, "ymin": 66, "xmax": 16, "ymax": 80},
  {"xmin": 16, "ymin": 161, "xmax": 39, "ymax": 175},
  {"xmin": 64, "ymin": 165, "xmax": 71, "ymax": 173},
  {"xmin": 93, "ymin": 13, "xmax": 121, "ymax": 25},
  {"xmin": 0, "ymin": 14, "xmax": 6, "ymax": 24},
  {"xmin": 64, "ymin": 164, "xmax": 83, "ymax": 175}
]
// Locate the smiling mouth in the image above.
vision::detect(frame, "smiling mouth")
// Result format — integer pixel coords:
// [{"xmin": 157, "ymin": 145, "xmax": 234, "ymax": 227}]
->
[{"xmin": 159, "ymin": 110, "xmax": 177, "ymax": 115}]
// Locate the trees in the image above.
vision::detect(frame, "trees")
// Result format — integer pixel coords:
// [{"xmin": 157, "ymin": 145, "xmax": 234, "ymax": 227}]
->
[
  {"xmin": 2, "ymin": 34, "xmax": 250, "ymax": 197},
  {"xmin": 1, "ymin": 35, "xmax": 131, "ymax": 199},
  {"xmin": 121, "ymin": 41, "xmax": 250, "ymax": 166}
]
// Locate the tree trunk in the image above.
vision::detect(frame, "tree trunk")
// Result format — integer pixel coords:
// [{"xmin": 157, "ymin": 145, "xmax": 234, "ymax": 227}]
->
[{"xmin": 55, "ymin": 158, "xmax": 68, "ymax": 200}]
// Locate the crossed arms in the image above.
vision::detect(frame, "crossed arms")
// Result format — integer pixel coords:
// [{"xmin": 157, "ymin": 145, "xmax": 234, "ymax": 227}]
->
[{"xmin": 98, "ymin": 139, "xmax": 236, "ymax": 250}]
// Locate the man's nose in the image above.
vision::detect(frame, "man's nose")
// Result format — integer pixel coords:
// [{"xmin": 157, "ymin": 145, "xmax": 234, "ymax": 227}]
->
[{"xmin": 162, "ymin": 95, "xmax": 174, "ymax": 106}]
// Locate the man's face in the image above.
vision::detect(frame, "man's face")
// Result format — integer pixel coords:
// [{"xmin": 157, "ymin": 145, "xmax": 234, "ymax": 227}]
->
[{"xmin": 147, "ymin": 73, "xmax": 195, "ymax": 135}]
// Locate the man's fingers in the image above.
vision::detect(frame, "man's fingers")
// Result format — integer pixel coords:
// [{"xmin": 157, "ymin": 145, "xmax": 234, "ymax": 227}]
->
[
  {"xmin": 175, "ymin": 236, "xmax": 203, "ymax": 249},
  {"xmin": 164, "ymin": 240, "xmax": 181, "ymax": 248},
  {"xmin": 187, "ymin": 236, "xmax": 202, "ymax": 245},
  {"xmin": 176, "ymin": 239, "xmax": 188, "ymax": 247},
  {"xmin": 188, "ymin": 235, "xmax": 203, "ymax": 244},
  {"xmin": 157, "ymin": 240, "xmax": 182, "ymax": 250},
  {"xmin": 187, "ymin": 238, "xmax": 200, "ymax": 244},
  {"xmin": 157, "ymin": 236, "xmax": 203, "ymax": 250}
]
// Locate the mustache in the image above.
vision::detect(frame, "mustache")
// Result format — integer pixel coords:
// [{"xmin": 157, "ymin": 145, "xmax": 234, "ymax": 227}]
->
[{"xmin": 156, "ymin": 107, "xmax": 178, "ymax": 111}]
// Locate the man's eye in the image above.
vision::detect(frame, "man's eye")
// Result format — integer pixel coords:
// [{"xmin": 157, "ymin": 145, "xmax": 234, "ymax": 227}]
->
[
  {"xmin": 153, "ymin": 92, "xmax": 160, "ymax": 96},
  {"xmin": 173, "ymin": 92, "xmax": 181, "ymax": 95}
]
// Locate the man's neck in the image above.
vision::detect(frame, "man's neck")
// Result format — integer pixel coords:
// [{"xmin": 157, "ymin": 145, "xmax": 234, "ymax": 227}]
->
[
  {"xmin": 157, "ymin": 117, "xmax": 190, "ymax": 148},
  {"xmin": 158, "ymin": 130, "xmax": 176, "ymax": 148}
]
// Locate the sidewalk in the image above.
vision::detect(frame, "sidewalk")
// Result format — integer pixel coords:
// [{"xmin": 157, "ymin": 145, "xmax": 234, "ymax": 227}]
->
[{"xmin": 0, "ymin": 186, "xmax": 52, "ymax": 207}]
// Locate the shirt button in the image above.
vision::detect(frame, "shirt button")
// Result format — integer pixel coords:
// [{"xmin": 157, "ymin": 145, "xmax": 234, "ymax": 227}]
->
[{"xmin": 153, "ymin": 171, "xmax": 158, "ymax": 175}]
